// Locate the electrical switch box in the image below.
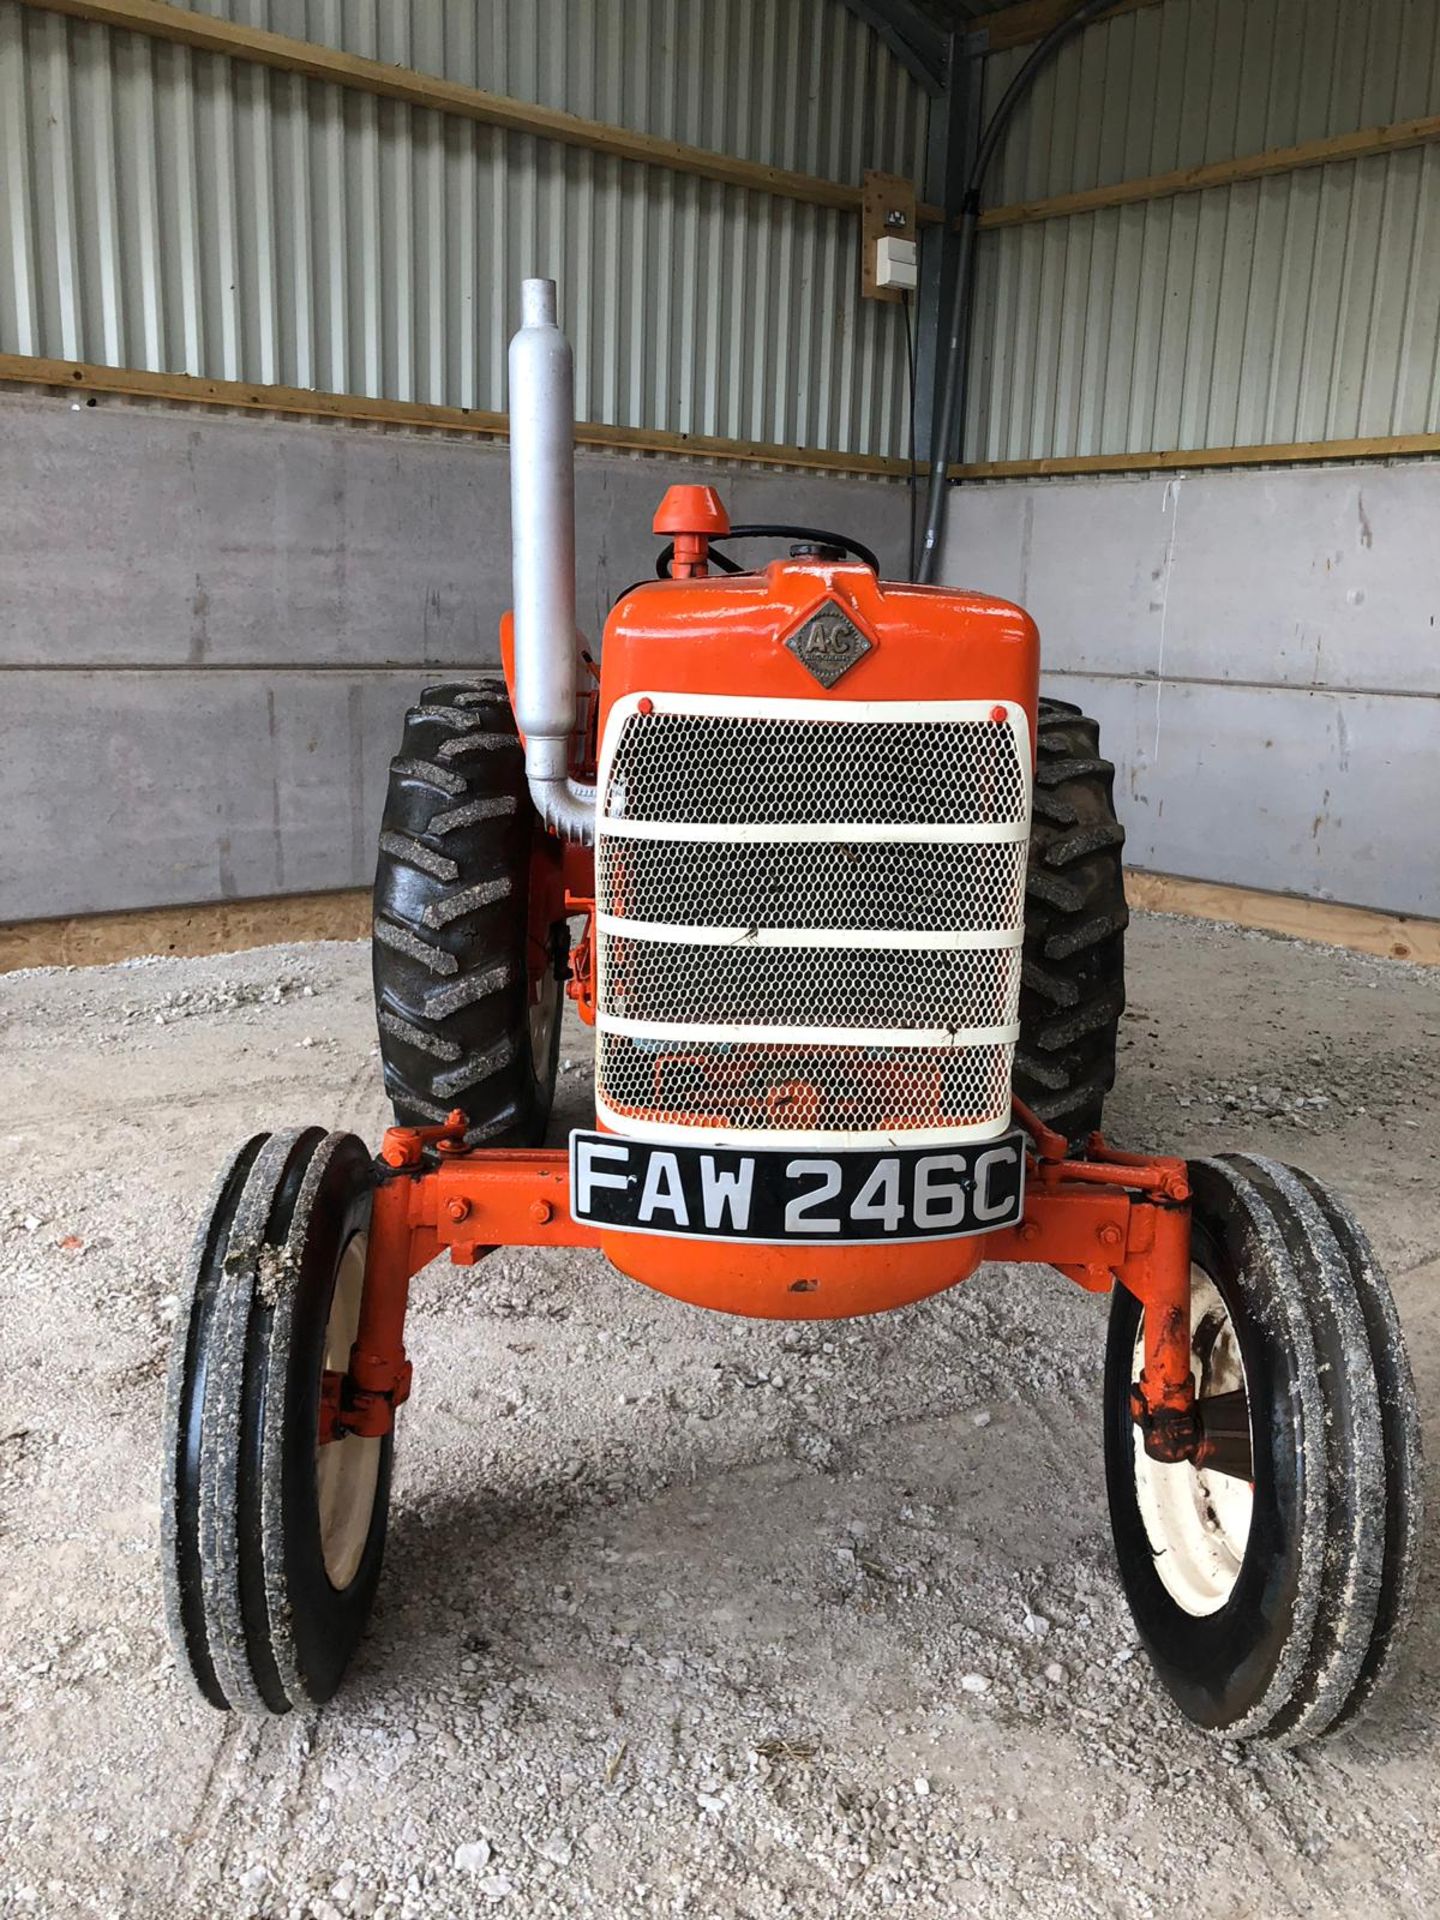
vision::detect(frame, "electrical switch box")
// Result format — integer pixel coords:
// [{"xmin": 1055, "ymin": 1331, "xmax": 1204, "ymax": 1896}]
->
[{"xmin": 875, "ymin": 235, "xmax": 918, "ymax": 292}]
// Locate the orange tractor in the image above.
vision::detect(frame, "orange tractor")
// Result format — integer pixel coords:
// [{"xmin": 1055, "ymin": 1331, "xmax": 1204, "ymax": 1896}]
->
[{"xmin": 163, "ymin": 280, "xmax": 1420, "ymax": 1743}]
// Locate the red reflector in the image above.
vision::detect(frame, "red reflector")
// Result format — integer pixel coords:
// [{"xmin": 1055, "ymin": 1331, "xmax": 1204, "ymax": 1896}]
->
[{"xmin": 989, "ymin": 704, "xmax": 1008, "ymax": 724}]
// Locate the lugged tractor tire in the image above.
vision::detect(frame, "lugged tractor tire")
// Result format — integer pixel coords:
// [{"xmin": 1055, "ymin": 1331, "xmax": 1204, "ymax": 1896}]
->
[
  {"xmin": 1015, "ymin": 697, "xmax": 1129, "ymax": 1144},
  {"xmin": 372, "ymin": 679, "xmax": 565, "ymax": 1146}
]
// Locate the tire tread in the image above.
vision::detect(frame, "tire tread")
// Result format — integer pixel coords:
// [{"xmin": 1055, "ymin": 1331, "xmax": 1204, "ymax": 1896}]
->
[
  {"xmin": 160, "ymin": 1134, "xmax": 266, "ymax": 1710},
  {"xmin": 1015, "ymin": 698, "xmax": 1128, "ymax": 1142},
  {"xmin": 1104, "ymin": 1154, "xmax": 1418, "ymax": 1746},
  {"xmin": 1222, "ymin": 1154, "xmax": 1387, "ymax": 1743},
  {"xmin": 372, "ymin": 677, "xmax": 560, "ymax": 1147},
  {"xmin": 162, "ymin": 1130, "xmax": 388, "ymax": 1715}
]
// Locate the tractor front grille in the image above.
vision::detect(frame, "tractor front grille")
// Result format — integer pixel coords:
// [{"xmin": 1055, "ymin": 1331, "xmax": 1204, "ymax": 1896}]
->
[{"xmin": 594, "ymin": 694, "xmax": 1031, "ymax": 1148}]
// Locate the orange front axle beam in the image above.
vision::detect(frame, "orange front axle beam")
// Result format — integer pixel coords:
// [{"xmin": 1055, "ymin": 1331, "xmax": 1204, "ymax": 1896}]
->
[{"xmin": 340, "ymin": 1108, "xmax": 1198, "ymax": 1459}]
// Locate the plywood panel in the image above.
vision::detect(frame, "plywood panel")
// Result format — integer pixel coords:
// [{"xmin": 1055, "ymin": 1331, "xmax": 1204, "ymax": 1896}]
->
[
  {"xmin": 1043, "ymin": 671, "xmax": 1439, "ymax": 918},
  {"xmin": 0, "ymin": 667, "xmax": 416, "ymax": 918},
  {"xmin": 0, "ymin": 391, "xmax": 913, "ymax": 670},
  {"xmin": 944, "ymin": 462, "xmax": 1440, "ymax": 699}
]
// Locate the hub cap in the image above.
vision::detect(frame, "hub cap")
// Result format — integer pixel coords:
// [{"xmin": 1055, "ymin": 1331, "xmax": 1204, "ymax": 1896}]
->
[
  {"xmin": 314, "ymin": 1232, "xmax": 382, "ymax": 1590},
  {"xmin": 1131, "ymin": 1268, "xmax": 1254, "ymax": 1617}
]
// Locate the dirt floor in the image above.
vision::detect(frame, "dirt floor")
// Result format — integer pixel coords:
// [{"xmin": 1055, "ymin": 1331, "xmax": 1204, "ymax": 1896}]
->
[{"xmin": 1, "ymin": 912, "xmax": 1437, "ymax": 1920}]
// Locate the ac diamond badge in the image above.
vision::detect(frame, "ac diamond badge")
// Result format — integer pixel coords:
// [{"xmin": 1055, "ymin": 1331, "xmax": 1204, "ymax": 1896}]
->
[{"xmin": 784, "ymin": 603, "xmax": 873, "ymax": 688}]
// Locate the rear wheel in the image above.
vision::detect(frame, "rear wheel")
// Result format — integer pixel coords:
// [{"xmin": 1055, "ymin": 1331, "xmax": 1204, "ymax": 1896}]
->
[
  {"xmin": 1104, "ymin": 1155, "xmax": 1421, "ymax": 1743},
  {"xmin": 1016, "ymin": 697, "xmax": 1128, "ymax": 1144},
  {"xmin": 372, "ymin": 680, "xmax": 565, "ymax": 1145}
]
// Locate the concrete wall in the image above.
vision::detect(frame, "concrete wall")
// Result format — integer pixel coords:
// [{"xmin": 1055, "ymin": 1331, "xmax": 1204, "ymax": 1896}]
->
[
  {"xmin": 0, "ymin": 390, "xmax": 911, "ymax": 923},
  {"xmin": 942, "ymin": 460, "xmax": 1440, "ymax": 919}
]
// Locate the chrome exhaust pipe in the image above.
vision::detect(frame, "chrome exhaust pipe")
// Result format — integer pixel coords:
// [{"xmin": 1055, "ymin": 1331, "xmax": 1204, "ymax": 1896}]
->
[{"xmin": 508, "ymin": 277, "xmax": 596, "ymax": 844}]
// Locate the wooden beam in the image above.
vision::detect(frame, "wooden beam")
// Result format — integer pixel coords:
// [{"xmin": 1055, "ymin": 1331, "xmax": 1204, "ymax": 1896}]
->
[
  {"xmin": 0, "ymin": 353, "xmax": 914, "ymax": 481},
  {"xmin": 980, "ymin": 113, "xmax": 1440, "ymax": 230},
  {"xmin": 6, "ymin": 874, "xmax": 1434, "ymax": 974},
  {"xmin": 0, "ymin": 890, "xmax": 373, "ymax": 974},
  {"xmin": 1126, "ymin": 873, "xmax": 1440, "ymax": 968},
  {"xmin": 10, "ymin": 354, "xmax": 1440, "ymax": 483},
  {"xmin": 952, "ymin": 430, "xmax": 1440, "ymax": 480},
  {"xmin": 21, "ymin": 0, "xmax": 942, "ymax": 224},
  {"xmin": 970, "ymin": 0, "xmax": 1158, "ymax": 56}
]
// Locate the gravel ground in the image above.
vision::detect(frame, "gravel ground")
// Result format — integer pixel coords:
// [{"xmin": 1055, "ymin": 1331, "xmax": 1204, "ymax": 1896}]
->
[{"xmin": 1, "ymin": 913, "xmax": 1437, "ymax": 1920}]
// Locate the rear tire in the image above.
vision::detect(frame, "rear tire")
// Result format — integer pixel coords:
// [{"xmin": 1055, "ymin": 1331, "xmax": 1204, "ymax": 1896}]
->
[
  {"xmin": 372, "ymin": 680, "xmax": 565, "ymax": 1146},
  {"xmin": 1104, "ymin": 1155, "xmax": 1421, "ymax": 1743},
  {"xmin": 1016, "ymin": 697, "xmax": 1128, "ymax": 1144}
]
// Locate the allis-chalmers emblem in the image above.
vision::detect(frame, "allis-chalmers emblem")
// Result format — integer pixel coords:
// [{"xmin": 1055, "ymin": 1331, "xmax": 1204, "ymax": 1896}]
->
[{"xmin": 784, "ymin": 603, "xmax": 873, "ymax": 687}]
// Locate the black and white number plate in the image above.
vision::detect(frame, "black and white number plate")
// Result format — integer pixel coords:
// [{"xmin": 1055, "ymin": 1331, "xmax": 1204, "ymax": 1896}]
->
[{"xmin": 569, "ymin": 1130, "xmax": 1025, "ymax": 1244}]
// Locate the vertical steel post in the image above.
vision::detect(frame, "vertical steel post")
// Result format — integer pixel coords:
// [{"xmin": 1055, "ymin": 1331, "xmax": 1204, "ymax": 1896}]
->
[{"xmin": 910, "ymin": 30, "xmax": 981, "ymax": 576}]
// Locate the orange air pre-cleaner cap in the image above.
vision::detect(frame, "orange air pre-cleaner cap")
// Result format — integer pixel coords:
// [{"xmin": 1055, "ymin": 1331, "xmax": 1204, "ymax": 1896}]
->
[{"xmin": 652, "ymin": 484, "xmax": 731, "ymax": 538}]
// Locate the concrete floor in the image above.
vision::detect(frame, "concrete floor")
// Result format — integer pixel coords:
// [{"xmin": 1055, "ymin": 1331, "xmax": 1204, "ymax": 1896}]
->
[{"xmin": 0, "ymin": 914, "xmax": 1437, "ymax": 1919}]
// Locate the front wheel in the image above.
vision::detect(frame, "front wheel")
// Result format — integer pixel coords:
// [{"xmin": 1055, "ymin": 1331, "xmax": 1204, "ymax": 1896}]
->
[
  {"xmin": 1104, "ymin": 1155, "xmax": 1421, "ymax": 1744},
  {"xmin": 162, "ymin": 1129, "xmax": 391, "ymax": 1712}
]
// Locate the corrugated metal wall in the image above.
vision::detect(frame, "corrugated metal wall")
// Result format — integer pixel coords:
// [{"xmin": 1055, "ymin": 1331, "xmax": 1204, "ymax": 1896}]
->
[
  {"xmin": 968, "ymin": 0, "xmax": 1440, "ymax": 461},
  {"xmin": 0, "ymin": 0, "xmax": 928, "ymax": 455}
]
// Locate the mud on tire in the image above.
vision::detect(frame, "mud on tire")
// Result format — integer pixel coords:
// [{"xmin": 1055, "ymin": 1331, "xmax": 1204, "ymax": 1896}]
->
[
  {"xmin": 1016, "ymin": 697, "xmax": 1128, "ymax": 1144},
  {"xmin": 372, "ymin": 680, "xmax": 564, "ymax": 1146}
]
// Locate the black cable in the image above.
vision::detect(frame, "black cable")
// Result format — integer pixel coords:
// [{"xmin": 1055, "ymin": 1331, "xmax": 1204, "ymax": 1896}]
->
[
  {"xmin": 915, "ymin": 0, "xmax": 1115, "ymax": 583},
  {"xmin": 655, "ymin": 525, "xmax": 880, "ymax": 578},
  {"xmin": 901, "ymin": 289, "xmax": 918, "ymax": 582}
]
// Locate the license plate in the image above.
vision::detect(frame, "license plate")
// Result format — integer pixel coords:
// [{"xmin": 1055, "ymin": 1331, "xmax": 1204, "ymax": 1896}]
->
[{"xmin": 569, "ymin": 1130, "xmax": 1025, "ymax": 1244}]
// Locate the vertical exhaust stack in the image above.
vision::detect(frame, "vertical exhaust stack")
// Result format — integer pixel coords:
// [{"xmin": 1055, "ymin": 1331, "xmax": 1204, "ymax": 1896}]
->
[{"xmin": 508, "ymin": 277, "xmax": 596, "ymax": 843}]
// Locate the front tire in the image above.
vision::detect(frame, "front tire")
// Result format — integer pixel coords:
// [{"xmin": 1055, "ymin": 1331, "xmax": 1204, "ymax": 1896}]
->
[
  {"xmin": 162, "ymin": 1130, "xmax": 391, "ymax": 1713},
  {"xmin": 1104, "ymin": 1155, "xmax": 1421, "ymax": 1743}
]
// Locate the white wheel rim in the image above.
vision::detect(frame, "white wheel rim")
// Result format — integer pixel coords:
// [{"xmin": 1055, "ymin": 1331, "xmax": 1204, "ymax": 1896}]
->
[
  {"xmin": 529, "ymin": 942, "xmax": 561, "ymax": 1075},
  {"xmin": 1131, "ymin": 1267, "xmax": 1254, "ymax": 1617},
  {"xmin": 314, "ymin": 1232, "xmax": 382, "ymax": 1590}
]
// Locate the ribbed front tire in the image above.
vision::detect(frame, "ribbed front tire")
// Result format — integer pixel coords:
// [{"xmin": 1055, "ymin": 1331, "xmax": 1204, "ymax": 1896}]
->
[
  {"xmin": 1104, "ymin": 1156, "xmax": 1422, "ymax": 1743},
  {"xmin": 162, "ymin": 1129, "xmax": 390, "ymax": 1712},
  {"xmin": 372, "ymin": 680, "xmax": 565, "ymax": 1146}
]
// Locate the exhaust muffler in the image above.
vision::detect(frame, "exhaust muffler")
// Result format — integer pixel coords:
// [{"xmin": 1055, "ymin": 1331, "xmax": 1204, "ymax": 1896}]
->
[{"xmin": 508, "ymin": 278, "xmax": 596, "ymax": 844}]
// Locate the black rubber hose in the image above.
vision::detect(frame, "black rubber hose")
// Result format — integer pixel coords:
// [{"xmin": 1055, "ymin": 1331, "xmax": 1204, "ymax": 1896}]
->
[
  {"xmin": 915, "ymin": 0, "xmax": 1117, "ymax": 583},
  {"xmin": 656, "ymin": 524, "xmax": 881, "ymax": 578}
]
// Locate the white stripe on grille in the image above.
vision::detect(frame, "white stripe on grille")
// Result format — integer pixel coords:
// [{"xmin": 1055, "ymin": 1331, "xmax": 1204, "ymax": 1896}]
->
[
  {"xmin": 596, "ymin": 916, "xmax": 1025, "ymax": 952},
  {"xmin": 598, "ymin": 1016, "xmax": 1022, "ymax": 1048},
  {"xmin": 593, "ymin": 692, "xmax": 1032, "ymax": 1149},
  {"xmin": 597, "ymin": 819, "xmax": 1029, "ymax": 844}
]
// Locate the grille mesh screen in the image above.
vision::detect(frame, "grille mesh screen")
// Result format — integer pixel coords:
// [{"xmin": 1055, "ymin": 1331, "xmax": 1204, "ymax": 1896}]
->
[
  {"xmin": 597, "ymin": 836, "xmax": 1027, "ymax": 934},
  {"xmin": 603, "ymin": 938, "xmax": 1022, "ymax": 1034},
  {"xmin": 595, "ymin": 702, "xmax": 1029, "ymax": 1142},
  {"xmin": 598, "ymin": 1035, "xmax": 1014, "ymax": 1135},
  {"xmin": 604, "ymin": 712, "xmax": 1027, "ymax": 826}
]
